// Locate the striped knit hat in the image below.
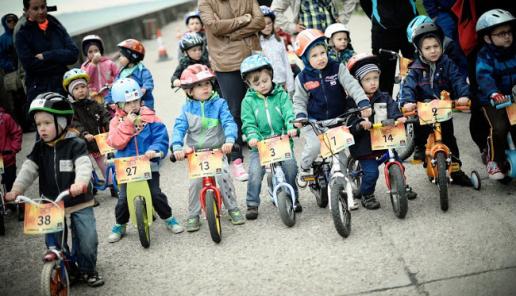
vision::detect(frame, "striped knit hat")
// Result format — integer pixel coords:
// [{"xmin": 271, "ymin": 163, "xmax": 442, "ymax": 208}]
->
[{"xmin": 354, "ymin": 63, "xmax": 381, "ymax": 81}]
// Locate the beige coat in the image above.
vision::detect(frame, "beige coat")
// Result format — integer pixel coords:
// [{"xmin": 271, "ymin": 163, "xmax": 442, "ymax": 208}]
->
[{"xmin": 199, "ymin": 0, "xmax": 265, "ymax": 72}]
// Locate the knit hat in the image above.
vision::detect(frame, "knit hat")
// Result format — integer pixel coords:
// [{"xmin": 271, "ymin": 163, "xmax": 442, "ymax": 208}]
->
[
  {"xmin": 354, "ymin": 63, "xmax": 380, "ymax": 81},
  {"xmin": 68, "ymin": 78, "xmax": 87, "ymax": 94}
]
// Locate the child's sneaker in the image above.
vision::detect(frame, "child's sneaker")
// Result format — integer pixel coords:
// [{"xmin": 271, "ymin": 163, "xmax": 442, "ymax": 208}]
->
[
  {"xmin": 186, "ymin": 216, "xmax": 201, "ymax": 232},
  {"xmin": 245, "ymin": 207, "xmax": 259, "ymax": 220},
  {"xmin": 107, "ymin": 224, "xmax": 126, "ymax": 243},
  {"xmin": 228, "ymin": 209, "xmax": 245, "ymax": 225},
  {"xmin": 361, "ymin": 194, "xmax": 381, "ymax": 210},
  {"xmin": 81, "ymin": 271, "xmax": 104, "ymax": 287},
  {"xmin": 486, "ymin": 161, "xmax": 504, "ymax": 180},
  {"xmin": 294, "ymin": 199, "xmax": 303, "ymax": 212},
  {"xmin": 451, "ymin": 170, "xmax": 473, "ymax": 186},
  {"xmin": 406, "ymin": 185, "xmax": 417, "ymax": 200},
  {"xmin": 165, "ymin": 216, "xmax": 185, "ymax": 233},
  {"xmin": 231, "ymin": 158, "xmax": 249, "ymax": 181},
  {"xmin": 297, "ymin": 168, "xmax": 312, "ymax": 188}
]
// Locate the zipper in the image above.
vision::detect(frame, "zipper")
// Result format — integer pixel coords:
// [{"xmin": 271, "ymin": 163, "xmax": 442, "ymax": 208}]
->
[
  {"xmin": 319, "ymin": 73, "xmax": 329, "ymax": 119},
  {"xmin": 199, "ymin": 101, "xmax": 206, "ymax": 148},
  {"xmin": 263, "ymin": 97, "xmax": 275, "ymax": 137},
  {"xmin": 53, "ymin": 146, "xmax": 61, "ymax": 194}
]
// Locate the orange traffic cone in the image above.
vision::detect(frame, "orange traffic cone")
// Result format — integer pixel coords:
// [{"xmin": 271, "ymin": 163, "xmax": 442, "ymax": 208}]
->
[{"xmin": 156, "ymin": 29, "xmax": 169, "ymax": 61}]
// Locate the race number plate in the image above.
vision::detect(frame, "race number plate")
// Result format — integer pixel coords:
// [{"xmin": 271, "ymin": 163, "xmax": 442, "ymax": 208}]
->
[
  {"xmin": 94, "ymin": 133, "xmax": 116, "ymax": 155},
  {"xmin": 114, "ymin": 156, "xmax": 152, "ymax": 184},
  {"xmin": 257, "ymin": 136, "xmax": 292, "ymax": 166},
  {"xmin": 187, "ymin": 150, "xmax": 224, "ymax": 179},
  {"xmin": 506, "ymin": 104, "xmax": 516, "ymax": 125},
  {"xmin": 319, "ymin": 126, "xmax": 355, "ymax": 158},
  {"xmin": 370, "ymin": 123, "xmax": 407, "ymax": 150},
  {"xmin": 24, "ymin": 201, "xmax": 64, "ymax": 235},
  {"xmin": 399, "ymin": 57, "xmax": 412, "ymax": 78},
  {"xmin": 417, "ymin": 100, "xmax": 452, "ymax": 125}
]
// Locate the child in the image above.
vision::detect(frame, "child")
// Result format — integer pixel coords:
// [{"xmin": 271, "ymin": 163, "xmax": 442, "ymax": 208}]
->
[
  {"xmin": 292, "ymin": 29, "xmax": 371, "ymax": 183},
  {"xmin": 240, "ymin": 54, "xmax": 299, "ymax": 220},
  {"xmin": 475, "ymin": 9, "xmax": 516, "ymax": 180},
  {"xmin": 258, "ymin": 6, "xmax": 295, "ymax": 93},
  {"xmin": 176, "ymin": 10, "xmax": 206, "ymax": 60},
  {"xmin": 400, "ymin": 22, "xmax": 472, "ymax": 186},
  {"xmin": 80, "ymin": 35, "xmax": 118, "ymax": 99},
  {"xmin": 0, "ymin": 105, "xmax": 22, "ymax": 201},
  {"xmin": 105, "ymin": 39, "xmax": 155, "ymax": 110},
  {"xmin": 106, "ymin": 78, "xmax": 184, "ymax": 242},
  {"xmin": 171, "ymin": 64, "xmax": 245, "ymax": 232},
  {"xmin": 347, "ymin": 53, "xmax": 417, "ymax": 209},
  {"xmin": 5, "ymin": 92, "xmax": 104, "ymax": 287},
  {"xmin": 324, "ymin": 23, "xmax": 355, "ymax": 64},
  {"xmin": 62, "ymin": 68, "xmax": 114, "ymax": 196}
]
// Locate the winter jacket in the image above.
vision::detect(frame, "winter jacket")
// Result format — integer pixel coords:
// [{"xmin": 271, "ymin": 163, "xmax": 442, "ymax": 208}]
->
[
  {"xmin": 12, "ymin": 132, "xmax": 93, "ymax": 209},
  {"xmin": 171, "ymin": 50, "xmax": 211, "ymax": 82},
  {"xmin": 0, "ymin": 14, "xmax": 18, "ymax": 73},
  {"xmin": 443, "ymin": 36, "xmax": 468, "ymax": 77},
  {"xmin": 476, "ymin": 43, "xmax": 516, "ymax": 106},
  {"xmin": 400, "ymin": 55, "xmax": 469, "ymax": 105},
  {"xmin": 241, "ymin": 84, "xmax": 295, "ymax": 151},
  {"xmin": 171, "ymin": 93, "xmax": 238, "ymax": 151},
  {"xmin": 81, "ymin": 57, "xmax": 118, "ymax": 97},
  {"xmin": 423, "ymin": 0, "xmax": 456, "ymax": 18},
  {"xmin": 260, "ymin": 34, "xmax": 295, "ymax": 92},
  {"xmin": 360, "ymin": 0, "xmax": 417, "ymax": 30},
  {"xmin": 271, "ymin": 0, "xmax": 339, "ymax": 34},
  {"xmin": 0, "ymin": 107, "xmax": 22, "ymax": 167},
  {"xmin": 70, "ymin": 99, "xmax": 111, "ymax": 153},
  {"xmin": 328, "ymin": 47, "xmax": 355, "ymax": 65},
  {"xmin": 14, "ymin": 14, "xmax": 79, "ymax": 101},
  {"xmin": 107, "ymin": 107, "xmax": 168, "ymax": 172},
  {"xmin": 348, "ymin": 91, "xmax": 403, "ymax": 159},
  {"xmin": 199, "ymin": 0, "xmax": 265, "ymax": 72},
  {"xmin": 293, "ymin": 59, "xmax": 370, "ymax": 121},
  {"xmin": 105, "ymin": 63, "xmax": 155, "ymax": 109}
]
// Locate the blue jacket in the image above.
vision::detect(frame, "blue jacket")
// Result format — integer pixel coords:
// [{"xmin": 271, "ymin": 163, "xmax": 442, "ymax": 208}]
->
[
  {"xmin": 443, "ymin": 36, "xmax": 468, "ymax": 77},
  {"xmin": 105, "ymin": 63, "xmax": 155, "ymax": 109},
  {"xmin": 171, "ymin": 93, "xmax": 237, "ymax": 151},
  {"xmin": 0, "ymin": 14, "xmax": 17, "ymax": 73},
  {"xmin": 476, "ymin": 43, "xmax": 516, "ymax": 106},
  {"xmin": 423, "ymin": 0, "xmax": 455, "ymax": 18},
  {"xmin": 400, "ymin": 55, "xmax": 469, "ymax": 105}
]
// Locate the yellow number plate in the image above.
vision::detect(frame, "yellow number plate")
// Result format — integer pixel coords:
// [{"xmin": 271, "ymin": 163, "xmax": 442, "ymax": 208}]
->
[
  {"xmin": 114, "ymin": 156, "xmax": 152, "ymax": 184},
  {"xmin": 0, "ymin": 156, "xmax": 4, "ymax": 174},
  {"xmin": 24, "ymin": 201, "xmax": 65, "ymax": 235},
  {"xmin": 319, "ymin": 126, "xmax": 355, "ymax": 158},
  {"xmin": 370, "ymin": 123, "xmax": 407, "ymax": 150},
  {"xmin": 417, "ymin": 100, "xmax": 452, "ymax": 125},
  {"xmin": 399, "ymin": 57, "xmax": 412, "ymax": 78},
  {"xmin": 187, "ymin": 150, "xmax": 224, "ymax": 179},
  {"xmin": 506, "ymin": 104, "xmax": 516, "ymax": 125},
  {"xmin": 257, "ymin": 136, "xmax": 292, "ymax": 166},
  {"xmin": 94, "ymin": 133, "xmax": 116, "ymax": 155}
]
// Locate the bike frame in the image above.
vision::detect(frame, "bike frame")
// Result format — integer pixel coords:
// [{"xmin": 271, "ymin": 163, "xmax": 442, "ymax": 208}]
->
[
  {"xmin": 199, "ymin": 176, "xmax": 223, "ymax": 215},
  {"xmin": 268, "ymin": 162, "xmax": 297, "ymax": 209},
  {"xmin": 377, "ymin": 148, "xmax": 407, "ymax": 191}
]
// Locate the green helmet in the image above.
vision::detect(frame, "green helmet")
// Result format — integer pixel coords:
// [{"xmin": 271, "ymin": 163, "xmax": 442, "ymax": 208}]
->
[{"xmin": 29, "ymin": 92, "xmax": 74, "ymax": 141}]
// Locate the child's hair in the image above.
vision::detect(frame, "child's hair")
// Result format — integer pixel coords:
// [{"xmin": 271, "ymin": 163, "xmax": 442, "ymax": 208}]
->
[
  {"xmin": 247, "ymin": 68, "xmax": 273, "ymax": 84},
  {"xmin": 259, "ymin": 5, "xmax": 281, "ymax": 42}
]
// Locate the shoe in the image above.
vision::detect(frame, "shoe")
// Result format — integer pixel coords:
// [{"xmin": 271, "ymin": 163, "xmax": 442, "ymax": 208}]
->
[
  {"xmin": 481, "ymin": 149, "xmax": 489, "ymax": 165},
  {"xmin": 81, "ymin": 271, "xmax": 104, "ymax": 287},
  {"xmin": 297, "ymin": 168, "xmax": 312, "ymax": 188},
  {"xmin": 294, "ymin": 199, "xmax": 303, "ymax": 213},
  {"xmin": 228, "ymin": 209, "xmax": 245, "ymax": 225},
  {"xmin": 406, "ymin": 185, "xmax": 417, "ymax": 200},
  {"xmin": 165, "ymin": 216, "xmax": 184, "ymax": 234},
  {"xmin": 245, "ymin": 207, "xmax": 259, "ymax": 220},
  {"xmin": 450, "ymin": 170, "xmax": 473, "ymax": 187},
  {"xmin": 361, "ymin": 194, "xmax": 381, "ymax": 210},
  {"xmin": 413, "ymin": 146, "xmax": 425, "ymax": 161},
  {"xmin": 93, "ymin": 198, "xmax": 100, "ymax": 207},
  {"xmin": 107, "ymin": 224, "xmax": 126, "ymax": 243},
  {"xmin": 186, "ymin": 217, "xmax": 200, "ymax": 232},
  {"xmin": 109, "ymin": 185, "xmax": 117, "ymax": 197},
  {"xmin": 92, "ymin": 188, "xmax": 98, "ymax": 195},
  {"xmin": 486, "ymin": 161, "xmax": 504, "ymax": 180},
  {"xmin": 231, "ymin": 159, "xmax": 249, "ymax": 181}
]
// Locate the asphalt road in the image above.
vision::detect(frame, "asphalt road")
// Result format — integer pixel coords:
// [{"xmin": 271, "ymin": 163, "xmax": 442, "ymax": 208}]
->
[{"xmin": 0, "ymin": 14, "xmax": 515, "ymax": 296}]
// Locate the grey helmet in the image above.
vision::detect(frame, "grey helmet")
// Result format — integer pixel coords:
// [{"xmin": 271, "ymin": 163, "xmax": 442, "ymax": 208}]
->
[{"xmin": 476, "ymin": 9, "xmax": 515, "ymax": 35}]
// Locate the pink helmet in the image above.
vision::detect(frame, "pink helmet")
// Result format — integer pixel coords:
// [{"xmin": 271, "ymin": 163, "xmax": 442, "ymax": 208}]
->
[{"xmin": 180, "ymin": 64, "xmax": 215, "ymax": 89}]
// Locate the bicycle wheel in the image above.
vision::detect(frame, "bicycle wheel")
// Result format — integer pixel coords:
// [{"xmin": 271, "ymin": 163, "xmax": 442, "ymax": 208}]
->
[
  {"xmin": 346, "ymin": 156, "xmax": 362, "ymax": 198},
  {"xmin": 330, "ymin": 177, "xmax": 351, "ymax": 238},
  {"xmin": 135, "ymin": 197, "xmax": 150, "ymax": 248},
  {"xmin": 397, "ymin": 123, "xmax": 415, "ymax": 161},
  {"xmin": 388, "ymin": 165, "xmax": 408, "ymax": 219},
  {"xmin": 314, "ymin": 184, "xmax": 328, "ymax": 208},
  {"xmin": 436, "ymin": 152, "xmax": 449, "ymax": 212},
  {"xmin": 277, "ymin": 191, "xmax": 296, "ymax": 227},
  {"xmin": 41, "ymin": 260, "xmax": 69, "ymax": 296},
  {"xmin": 205, "ymin": 190, "xmax": 222, "ymax": 243}
]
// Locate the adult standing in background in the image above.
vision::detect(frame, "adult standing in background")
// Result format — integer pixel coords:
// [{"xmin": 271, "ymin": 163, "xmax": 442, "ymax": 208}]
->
[
  {"xmin": 198, "ymin": 0, "xmax": 265, "ymax": 182},
  {"xmin": 423, "ymin": 0, "xmax": 458, "ymax": 40},
  {"xmin": 340, "ymin": 0, "xmax": 359, "ymax": 25},
  {"xmin": 271, "ymin": 0, "xmax": 340, "ymax": 34},
  {"xmin": 360, "ymin": 0, "xmax": 417, "ymax": 95}
]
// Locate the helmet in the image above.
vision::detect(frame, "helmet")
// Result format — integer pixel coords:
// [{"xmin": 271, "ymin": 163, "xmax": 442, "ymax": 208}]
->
[
  {"xmin": 29, "ymin": 92, "xmax": 74, "ymax": 140},
  {"xmin": 411, "ymin": 23, "xmax": 444, "ymax": 49},
  {"xmin": 347, "ymin": 53, "xmax": 380, "ymax": 79},
  {"xmin": 81, "ymin": 34, "xmax": 104, "ymax": 55},
  {"xmin": 179, "ymin": 32, "xmax": 204, "ymax": 52},
  {"xmin": 260, "ymin": 5, "xmax": 275, "ymax": 21},
  {"xmin": 476, "ymin": 9, "xmax": 516, "ymax": 34},
  {"xmin": 324, "ymin": 23, "xmax": 350, "ymax": 39},
  {"xmin": 180, "ymin": 64, "xmax": 215, "ymax": 89},
  {"xmin": 118, "ymin": 39, "xmax": 145, "ymax": 63},
  {"xmin": 406, "ymin": 15, "xmax": 433, "ymax": 42},
  {"xmin": 240, "ymin": 54, "xmax": 273, "ymax": 80},
  {"xmin": 293, "ymin": 29, "xmax": 326, "ymax": 57},
  {"xmin": 184, "ymin": 10, "xmax": 202, "ymax": 25},
  {"xmin": 111, "ymin": 78, "xmax": 143, "ymax": 104},
  {"xmin": 63, "ymin": 68, "xmax": 89, "ymax": 92}
]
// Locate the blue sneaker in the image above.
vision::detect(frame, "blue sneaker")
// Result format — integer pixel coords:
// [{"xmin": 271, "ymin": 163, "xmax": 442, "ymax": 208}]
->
[
  {"xmin": 165, "ymin": 216, "xmax": 184, "ymax": 233},
  {"xmin": 108, "ymin": 224, "xmax": 126, "ymax": 243}
]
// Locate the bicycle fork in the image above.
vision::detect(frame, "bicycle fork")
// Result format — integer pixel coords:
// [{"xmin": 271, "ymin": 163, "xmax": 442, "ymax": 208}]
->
[
  {"xmin": 328, "ymin": 155, "xmax": 355, "ymax": 211},
  {"xmin": 199, "ymin": 177, "xmax": 223, "ymax": 216},
  {"xmin": 270, "ymin": 164, "xmax": 297, "ymax": 210}
]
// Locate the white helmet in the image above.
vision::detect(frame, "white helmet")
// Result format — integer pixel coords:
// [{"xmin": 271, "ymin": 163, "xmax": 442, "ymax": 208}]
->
[
  {"xmin": 324, "ymin": 23, "xmax": 350, "ymax": 39},
  {"xmin": 476, "ymin": 9, "xmax": 515, "ymax": 34}
]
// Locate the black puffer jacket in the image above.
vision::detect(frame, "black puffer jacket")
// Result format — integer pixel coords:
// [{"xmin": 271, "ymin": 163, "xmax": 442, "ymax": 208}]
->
[{"xmin": 70, "ymin": 99, "xmax": 111, "ymax": 153}]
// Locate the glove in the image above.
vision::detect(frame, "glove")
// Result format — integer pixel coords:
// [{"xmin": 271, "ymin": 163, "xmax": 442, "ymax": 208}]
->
[{"xmin": 491, "ymin": 92, "xmax": 506, "ymax": 104}]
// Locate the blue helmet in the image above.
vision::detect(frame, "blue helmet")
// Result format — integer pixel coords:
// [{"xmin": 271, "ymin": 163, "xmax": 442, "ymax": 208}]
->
[
  {"xmin": 111, "ymin": 78, "xmax": 142, "ymax": 104},
  {"xmin": 260, "ymin": 5, "xmax": 275, "ymax": 21},
  {"xmin": 407, "ymin": 15, "xmax": 433, "ymax": 43},
  {"xmin": 184, "ymin": 10, "xmax": 201, "ymax": 25},
  {"xmin": 240, "ymin": 54, "xmax": 273, "ymax": 80}
]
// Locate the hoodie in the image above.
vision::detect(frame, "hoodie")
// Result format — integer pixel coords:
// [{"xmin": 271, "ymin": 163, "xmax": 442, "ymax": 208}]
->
[
  {"xmin": 0, "ymin": 13, "xmax": 18, "ymax": 73},
  {"xmin": 0, "ymin": 106, "xmax": 22, "ymax": 167}
]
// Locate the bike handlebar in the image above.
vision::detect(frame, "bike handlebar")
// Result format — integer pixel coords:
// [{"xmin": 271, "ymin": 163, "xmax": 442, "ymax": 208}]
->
[
  {"xmin": 401, "ymin": 100, "xmax": 471, "ymax": 117},
  {"xmin": 379, "ymin": 48, "xmax": 399, "ymax": 58},
  {"xmin": 170, "ymin": 145, "xmax": 240, "ymax": 162}
]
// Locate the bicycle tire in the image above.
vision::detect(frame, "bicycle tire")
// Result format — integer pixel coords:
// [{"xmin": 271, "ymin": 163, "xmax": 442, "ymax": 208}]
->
[
  {"xmin": 436, "ymin": 152, "xmax": 449, "ymax": 212},
  {"xmin": 315, "ymin": 184, "xmax": 328, "ymax": 208},
  {"xmin": 388, "ymin": 165, "xmax": 408, "ymax": 219},
  {"xmin": 41, "ymin": 260, "xmax": 69, "ymax": 296},
  {"xmin": 330, "ymin": 177, "xmax": 351, "ymax": 238},
  {"xmin": 135, "ymin": 197, "xmax": 150, "ymax": 248},
  {"xmin": 277, "ymin": 191, "xmax": 296, "ymax": 227},
  {"xmin": 397, "ymin": 123, "xmax": 415, "ymax": 161},
  {"xmin": 346, "ymin": 156, "xmax": 362, "ymax": 198},
  {"xmin": 205, "ymin": 190, "xmax": 222, "ymax": 243}
]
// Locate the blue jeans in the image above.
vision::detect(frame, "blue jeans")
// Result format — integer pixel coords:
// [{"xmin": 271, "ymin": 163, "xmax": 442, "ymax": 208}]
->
[
  {"xmin": 45, "ymin": 207, "xmax": 99, "ymax": 274},
  {"xmin": 246, "ymin": 150, "xmax": 298, "ymax": 208},
  {"xmin": 359, "ymin": 159, "xmax": 380, "ymax": 196}
]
